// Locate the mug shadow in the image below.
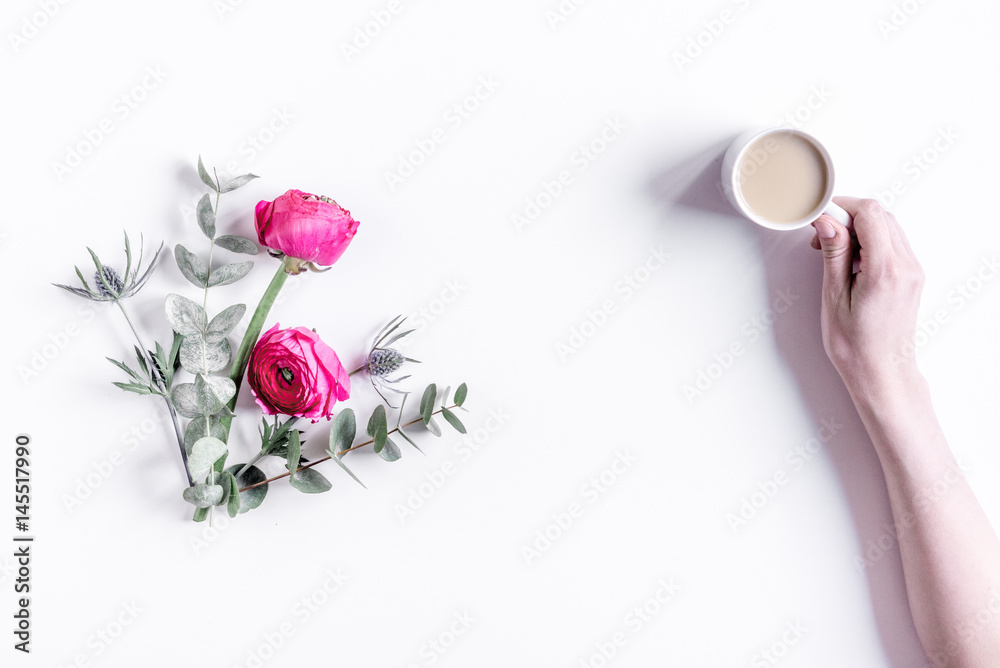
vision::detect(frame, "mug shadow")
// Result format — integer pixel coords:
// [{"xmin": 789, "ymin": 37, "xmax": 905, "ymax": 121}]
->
[{"xmin": 648, "ymin": 143, "xmax": 926, "ymax": 666}]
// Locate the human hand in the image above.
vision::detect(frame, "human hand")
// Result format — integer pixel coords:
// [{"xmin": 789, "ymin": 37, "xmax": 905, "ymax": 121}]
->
[{"xmin": 809, "ymin": 197, "xmax": 925, "ymax": 394}]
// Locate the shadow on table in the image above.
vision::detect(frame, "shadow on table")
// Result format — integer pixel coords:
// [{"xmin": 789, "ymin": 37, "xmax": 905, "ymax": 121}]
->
[{"xmin": 648, "ymin": 142, "xmax": 927, "ymax": 667}]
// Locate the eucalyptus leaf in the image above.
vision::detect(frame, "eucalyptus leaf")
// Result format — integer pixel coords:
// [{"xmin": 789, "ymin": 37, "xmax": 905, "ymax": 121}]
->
[
  {"xmin": 184, "ymin": 415, "xmax": 225, "ymax": 454},
  {"xmin": 215, "ymin": 235, "xmax": 259, "ymax": 255},
  {"xmin": 213, "ymin": 449, "xmax": 229, "ymax": 475},
  {"xmin": 194, "ymin": 373, "xmax": 225, "ymax": 415},
  {"xmin": 367, "ymin": 405, "xmax": 388, "ymax": 453},
  {"xmin": 197, "ymin": 193, "xmax": 216, "ymax": 239},
  {"xmin": 171, "ymin": 383, "xmax": 201, "ymax": 419},
  {"xmin": 221, "ymin": 173, "xmax": 259, "ymax": 192},
  {"xmin": 454, "ymin": 383, "xmax": 468, "ymax": 407},
  {"xmin": 226, "ymin": 473, "xmax": 241, "ymax": 517},
  {"xmin": 226, "ymin": 464, "xmax": 268, "ymax": 514},
  {"xmin": 330, "ymin": 409, "xmax": 356, "ymax": 454},
  {"xmin": 420, "ymin": 384, "xmax": 437, "ymax": 425},
  {"xmin": 326, "ymin": 450, "xmax": 367, "ymax": 489},
  {"xmin": 290, "ymin": 468, "xmax": 332, "ymax": 494},
  {"xmin": 179, "ymin": 335, "xmax": 231, "ymax": 374},
  {"xmin": 199, "ymin": 373, "xmax": 236, "ymax": 406},
  {"xmin": 426, "ymin": 417, "xmax": 442, "ymax": 438},
  {"xmin": 188, "ymin": 437, "xmax": 228, "ymax": 480},
  {"xmin": 441, "ymin": 408, "xmax": 467, "ymax": 434},
  {"xmin": 183, "ymin": 483, "xmax": 224, "ymax": 508},
  {"xmin": 197, "ymin": 156, "xmax": 219, "ymax": 192},
  {"xmin": 217, "ymin": 471, "xmax": 235, "ymax": 507},
  {"xmin": 193, "ymin": 506, "xmax": 209, "ymax": 522},
  {"xmin": 207, "ymin": 261, "xmax": 253, "ymax": 287},
  {"xmin": 175, "ymin": 244, "xmax": 208, "ymax": 288},
  {"xmin": 164, "ymin": 293, "xmax": 205, "ymax": 336},
  {"xmin": 378, "ymin": 437, "xmax": 401, "ymax": 462},
  {"xmin": 204, "ymin": 304, "xmax": 246, "ymax": 343},
  {"xmin": 396, "ymin": 428, "xmax": 425, "ymax": 455},
  {"xmin": 286, "ymin": 430, "xmax": 301, "ymax": 475}
]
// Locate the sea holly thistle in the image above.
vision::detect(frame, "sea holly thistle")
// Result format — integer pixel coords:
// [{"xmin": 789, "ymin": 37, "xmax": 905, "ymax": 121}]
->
[
  {"xmin": 350, "ymin": 315, "xmax": 420, "ymax": 406},
  {"xmin": 52, "ymin": 231, "xmax": 196, "ymax": 484},
  {"xmin": 53, "ymin": 231, "xmax": 163, "ymax": 303}
]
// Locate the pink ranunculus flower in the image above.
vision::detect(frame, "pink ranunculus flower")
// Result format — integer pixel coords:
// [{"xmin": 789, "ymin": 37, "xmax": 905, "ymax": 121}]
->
[
  {"xmin": 254, "ymin": 189, "xmax": 360, "ymax": 274},
  {"xmin": 246, "ymin": 323, "xmax": 350, "ymax": 421}
]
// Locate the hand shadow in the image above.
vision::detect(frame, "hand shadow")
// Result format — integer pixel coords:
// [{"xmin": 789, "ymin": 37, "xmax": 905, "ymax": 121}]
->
[{"xmin": 647, "ymin": 142, "xmax": 928, "ymax": 666}]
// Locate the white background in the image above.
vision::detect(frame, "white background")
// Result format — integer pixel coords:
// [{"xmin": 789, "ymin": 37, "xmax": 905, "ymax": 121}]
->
[{"xmin": 3, "ymin": 0, "xmax": 999, "ymax": 666}]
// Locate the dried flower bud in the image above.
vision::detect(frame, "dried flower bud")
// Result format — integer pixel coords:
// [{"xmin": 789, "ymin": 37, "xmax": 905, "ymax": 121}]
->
[
  {"xmin": 366, "ymin": 348, "xmax": 405, "ymax": 377},
  {"xmin": 94, "ymin": 266, "xmax": 124, "ymax": 298}
]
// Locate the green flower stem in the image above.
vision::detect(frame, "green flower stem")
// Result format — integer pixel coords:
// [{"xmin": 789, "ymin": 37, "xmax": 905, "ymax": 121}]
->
[
  {"xmin": 115, "ymin": 301, "xmax": 194, "ymax": 487},
  {"xmin": 238, "ymin": 405, "xmax": 459, "ymax": 493},
  {"xmin": 348, "ymin": 366, "xmax": 365, "ymax": 377},
  {"xmin": 224, "ymin": 263, "xmax": 289, "ymax": 426}
]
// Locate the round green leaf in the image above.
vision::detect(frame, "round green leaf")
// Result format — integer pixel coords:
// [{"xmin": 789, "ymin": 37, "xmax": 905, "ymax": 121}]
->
[
  {"xmin": 290, "ymin": 468, "xmax": 332, "ymax": 494},
  {"xmin": 183, "ymin": 483, "xmax": 224, "ymax": 508},
  {"xmin": 441, "ymin": 407, "xmax": 467, "ymax": 434},
  {"xmin": 454, "ymin": 383, "xmax": 468, "ymax": 407},
  {"xmin": 225, "ymin": 464, "xmax": 268, "ymax": 514},
  {"xmin": 420, "ymin": 384, "xmax": 437, "ymax": 425},
  {"xmin": 204, "ymin": 304, "xmax": 246, "ymax": 343},
  {"xmin": 378, "ymin": 437, "xmax": 401, "ymax": 462},
  {"xmin": 189, "ymin": 437, "xmax": 228, "ymax": 480},
  {"xmin": 197, "ymin": 193, "xmax": 216, "ymax": 239},
  {"xmin": 367, "ymin": 405, "xmax": 388, "ymax": 452},
  {"xmin": 330, "ymin": 409, "xmax": 356, "ymax": 454},
  {"xmin": 215, "ymin": 235, "xmax": 260, "ymax": 255},
  {"xmin": 171, "ymin": 383, "xmax": 201, "ymax": 419},
  {"xmin": 180, "ymin": 336, "xmax": 231, "ymax": 374},
  {"xmin": 165, "ymin": 293, "xmax": 205, "ymax": 336},
  {"xmin": 174, "ymin": 244, "xmax": 208, "ymax": 288},
  {"xmin": 207, "ymin": 261, "xmax": 253, "ymax": 287},
  {"xmin": 184, "ymin": 415, "xmax": 225, "ymax": 454}
]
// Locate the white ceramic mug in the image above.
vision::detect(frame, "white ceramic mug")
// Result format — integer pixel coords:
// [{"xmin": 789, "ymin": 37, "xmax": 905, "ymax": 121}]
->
[{"xmin": 720, "ymin": 128, "xmax": 852, "ymax": 231}]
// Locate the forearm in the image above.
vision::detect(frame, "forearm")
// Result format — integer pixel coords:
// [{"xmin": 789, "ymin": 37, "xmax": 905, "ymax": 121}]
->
[{"xmin": 847, "ymin": 371, "xmax": 1000, "ymax": 667}]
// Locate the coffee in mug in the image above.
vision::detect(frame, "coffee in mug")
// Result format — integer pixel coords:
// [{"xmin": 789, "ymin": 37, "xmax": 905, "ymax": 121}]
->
[{"xmin": 721, "ymin": 128, "xmax": 851, "ymax": 231}]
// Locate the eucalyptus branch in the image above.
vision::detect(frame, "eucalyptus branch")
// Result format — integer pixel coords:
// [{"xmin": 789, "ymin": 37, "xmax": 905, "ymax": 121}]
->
[
  {"xmin": 239, "ymin": 406, "xmax": 459, "ymax": 493},
  {"xmin": 171, "ymin": 157, "xmax": 260, "ymax": 521}
]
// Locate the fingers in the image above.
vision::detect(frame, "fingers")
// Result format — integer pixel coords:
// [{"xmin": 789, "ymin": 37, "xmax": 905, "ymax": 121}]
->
[
  {"xmin": 811, "ymin": 214, "xmax": 854, "ymax": 304},
  {"xmin": 885, "ymin": 211, "xmax": 915, "ymax": 259},
  {"xmin": 833, "ymin": 196, "xmax": 893, "ymax": 268}
]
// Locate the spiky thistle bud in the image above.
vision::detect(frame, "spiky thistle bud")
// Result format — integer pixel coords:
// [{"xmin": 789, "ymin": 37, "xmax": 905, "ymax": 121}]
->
[
  {"xmin": 94, "ymin": 266, "xmax": 125, "ymax": 298},
  {"xmin": 366, "ymin": 348, "xmax": 405, "ymax": 377}
]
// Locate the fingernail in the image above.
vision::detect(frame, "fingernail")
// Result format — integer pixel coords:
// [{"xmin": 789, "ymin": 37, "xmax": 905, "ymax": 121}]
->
[{"xmin": 813, "ymin": 218, "xmax": 836, "ymax": 239}]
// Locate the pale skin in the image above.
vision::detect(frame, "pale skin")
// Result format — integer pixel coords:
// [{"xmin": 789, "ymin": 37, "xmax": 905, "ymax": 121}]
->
[{"xmin": 809, "ymin": 197, "xmax": 1000, "ymax": 667}]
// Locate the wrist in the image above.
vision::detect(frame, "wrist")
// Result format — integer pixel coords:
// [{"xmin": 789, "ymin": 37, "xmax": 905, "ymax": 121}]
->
[{"xmin": 839, "ymin": 361, "xmax": 928, "ymax": 413}]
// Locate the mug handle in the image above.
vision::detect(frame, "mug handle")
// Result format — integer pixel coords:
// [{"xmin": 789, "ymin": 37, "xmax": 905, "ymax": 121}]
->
[
  {"xmin": 819, "ymin": 200, "xmax": 860, "ymax": 273},
  {"xmin": 823, "ymin": 201, "xmax": 853, "ymax": 228}
]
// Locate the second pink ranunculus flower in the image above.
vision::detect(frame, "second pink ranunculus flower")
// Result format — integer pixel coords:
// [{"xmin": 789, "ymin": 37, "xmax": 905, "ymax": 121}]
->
[
  {"xmin": 254, "ymin": 189, "xmax": 360, "ymax": 274},
  {"xmin": 246, "ymin": 323, "xmax": 350, "ymax": 421}
]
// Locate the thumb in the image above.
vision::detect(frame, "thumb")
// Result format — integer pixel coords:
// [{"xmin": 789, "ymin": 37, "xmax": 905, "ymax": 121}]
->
[{"xmin": 812, "ymin": 215, "xmax": 853, "ymax": 300}]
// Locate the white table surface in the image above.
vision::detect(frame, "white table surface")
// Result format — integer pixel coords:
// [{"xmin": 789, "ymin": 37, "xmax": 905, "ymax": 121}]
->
[{"xmin": 4, "ymin": 1, "xmax": 999, "ymax": 666}]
